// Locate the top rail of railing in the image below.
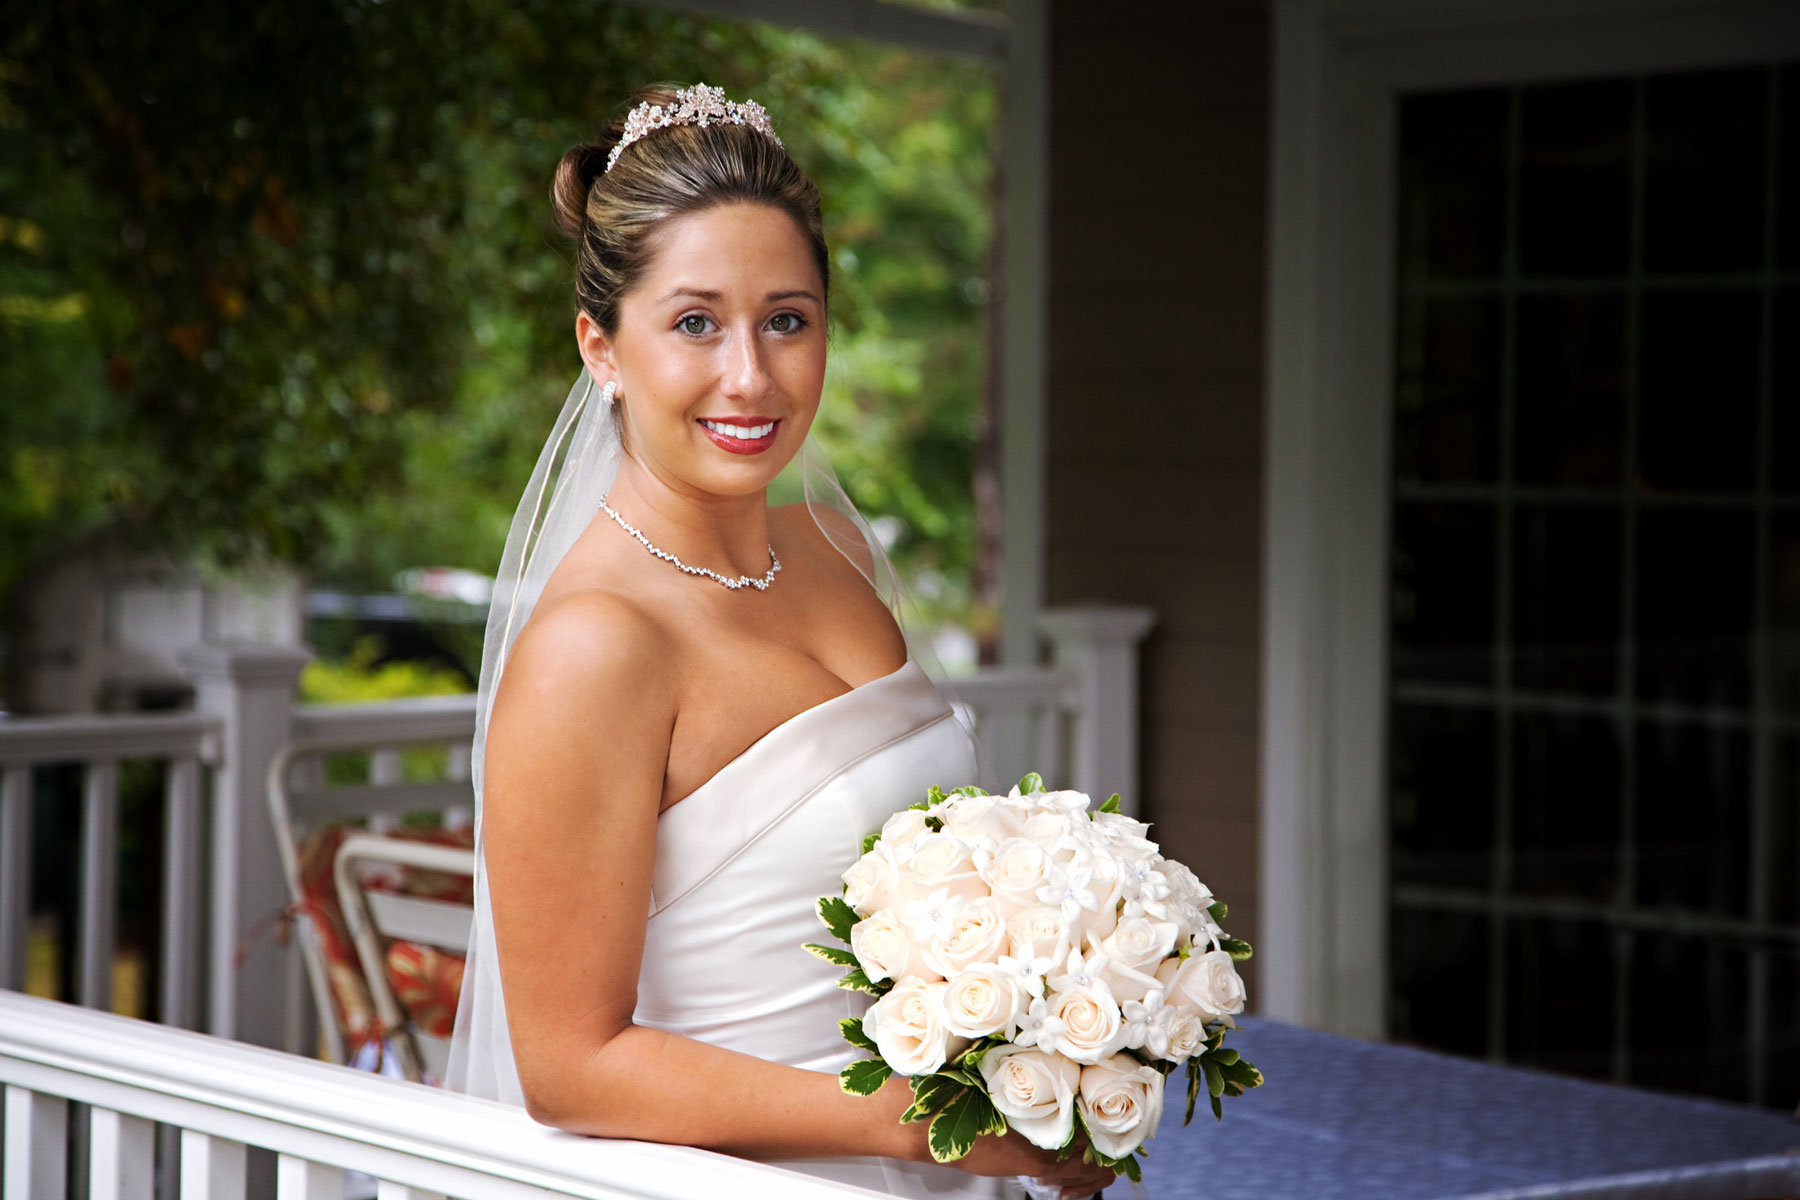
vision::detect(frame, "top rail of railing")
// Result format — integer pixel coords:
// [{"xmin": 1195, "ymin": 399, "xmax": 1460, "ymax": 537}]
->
[
  {"xmin": 0, "ymin": 990, "xmax": 884, "ymax": 1199},
  {"xmin": 0, "ymin": 710, "xmax": 220, "ymax": 767}
]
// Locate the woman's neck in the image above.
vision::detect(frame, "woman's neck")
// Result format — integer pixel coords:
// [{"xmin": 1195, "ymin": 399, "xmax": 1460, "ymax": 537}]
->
[{"xmin": 603, "ymin": 462, "xmax": 773, "ymax": 579}]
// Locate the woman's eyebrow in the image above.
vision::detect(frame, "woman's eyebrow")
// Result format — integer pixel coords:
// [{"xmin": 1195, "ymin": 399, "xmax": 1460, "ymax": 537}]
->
[{"xmin": 657, "ymin": 286, "xmax": 821, "ymax": 304}]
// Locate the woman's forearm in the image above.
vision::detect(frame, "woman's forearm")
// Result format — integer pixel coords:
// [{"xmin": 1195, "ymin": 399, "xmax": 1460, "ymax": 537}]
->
[{"xmin": 520, "ymin": 1022, "xmax": 924, "ymax": 1163}]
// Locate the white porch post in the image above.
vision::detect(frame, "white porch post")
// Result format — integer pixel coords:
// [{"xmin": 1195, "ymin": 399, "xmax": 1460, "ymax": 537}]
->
[
  {"xmin": 1040, "ymin": 606, "xmax": 1157, "ymax": 811},
  {"xmin": 181, "ymin": 643, "xmax": 309, "ymax": 1048}
]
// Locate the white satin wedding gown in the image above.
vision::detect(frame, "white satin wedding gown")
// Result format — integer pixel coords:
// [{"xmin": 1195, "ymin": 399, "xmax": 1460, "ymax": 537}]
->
[{"xmin": 635, "ymin": 659, "xmax": 1005, "ymax": 1199}]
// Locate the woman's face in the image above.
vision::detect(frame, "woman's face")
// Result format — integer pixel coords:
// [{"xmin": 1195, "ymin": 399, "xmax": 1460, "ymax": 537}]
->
[{"xmin": 580, "ymin": 202, "xmax": 827, "ymax": 500}]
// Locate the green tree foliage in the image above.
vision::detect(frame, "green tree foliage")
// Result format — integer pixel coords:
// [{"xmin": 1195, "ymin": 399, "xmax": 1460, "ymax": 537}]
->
[{"xmin": 0, "ymin": 0, "xmax": 994, "ymax": 637}]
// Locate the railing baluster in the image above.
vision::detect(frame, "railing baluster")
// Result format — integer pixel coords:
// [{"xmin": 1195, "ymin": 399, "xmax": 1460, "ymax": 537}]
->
[
  {"xmin": 80, "ymin": 761, "xmax": 121, "ymax": 1011},
  {"xmin": 0, "ymin": 766, "xmax": 29, "ymax": 993},
  {"xmin": 160, "ymin": 758, "xmax": 203, "ymax": 1031},
  {"xmin": 89, "ymin": 1107, "xmax": 154, "ymax": 1200},
  {"xmin": 376, "ymin": 1184, "xmax": 446, "ymax": 1200},
  {"xmin": 4, "ymin": 1085, "xmax": 69, "ymax": 1199},
  {"xmin": 446, "ymin": 741, "xmax": 471, "ymax": 781},
  {"xmin": 178, "ymin": 1130, "xmax": 245, "ymax": 1200},
  {"xmin": 275, "ymin": 1156, "xmax": 341, "ymax": 1200},
  {"xmin": 370, "ymin": 749, "xmax": 403, "ymax": 786}
]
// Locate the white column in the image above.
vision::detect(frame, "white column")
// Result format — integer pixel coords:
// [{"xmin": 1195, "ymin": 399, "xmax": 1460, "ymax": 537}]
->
[
  {"xmin": 180, "ymin": 643, "xmax": 310, "ymax": 1048},
  {"xmin": 275, "ymin": 1156, "xmax": 342, "ymax": 1200},
  {"xmin": 1039, "ymin": 606, "xmax": 1157, "ymax": 811},
  {"xmin": 4, "ymin": 1086, "xmax": 68, "ymax": 1199},
  {"xmin": 88, "ymin": 1107, "xmax": 154, "ymax": 1200},
  {"xmin": 0, "ymin": 766, "xmax": 29, "ymax": 992},
  {"xmin": 79, "ymin": 761, "xmax": 120, "ymax": 1011},
  {"xmin": 179, "ymin": 1130, "xmax": 246, "ymax": 1199}
]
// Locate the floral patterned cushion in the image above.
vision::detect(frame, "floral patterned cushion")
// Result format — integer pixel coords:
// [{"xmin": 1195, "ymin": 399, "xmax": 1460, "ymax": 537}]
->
[{"xmin": 295, "ymin": 822, "xmax": 473, "ymax": 1059}]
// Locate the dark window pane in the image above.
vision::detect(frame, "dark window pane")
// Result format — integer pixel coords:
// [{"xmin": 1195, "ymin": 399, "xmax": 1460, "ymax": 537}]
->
[
  {"xmin": 1637, "ymin": 289, "xmax": 1760, "ymax": 493},
  {"xmin": 1635, "ymin": 509, "xmax": 1754, "ymax": 706},
  {"xmin": 1504, "ymin": 918, "xmax": 1616, "ymax": 1077},
  {"xmin": 1397, "ymin": 88, "xmax": 1509, "ymax": 281},
  {"xmin": 1394, "ymin": 296, "xmax": 1503, "ymax": 484},
  {"xmin": 1769, "ymin": 948, "xmax": 1800, "ymax": 1111},
  {"xmin": 1393, "ymin": 502, "xmax": 1497, "ymax": 684},
  {"xmin": 1644, "ymin": 68, "xmax": 1768, "ymax": 275},
  {"xmin": 1774, "ymin": 514, "xmax": 1800, "ymax": 719},
  {"xmin": 1634, "ymin": 721, "xmax": 1750, "ymax": 917},
  {"xmin": 1629, "ymin": 934, "xmax": 1749, "ymax": 1101},
  {"xmin": 1773, "ymin": 734, "xmax": 1800, "ymax": 925},
  {"xmin": 1513, "ymin": 505, "xmax": 1622, "ymax": 696},
  {"xmin": 1390, "ymin": 906, "xmax": 1490, "ymax": 1057},
  {"xmin": 1519, "ymin": 80, "xmax": 1632, "ymax": 277},
  {"xmin": 1781, "ymin": 64, "xmax": 1800, "ymax": 273},
  {"xmin": 1392, "ymin": 702, "xmax": 1496, "ymax": 889},
  {"xmin": 1516, "ymin": 293, "xmax": 1628, "ymax": 487},
  {"xmin": 1775, "ymin": 288, "xmax": 1800, "ymax": 496},
  {"xmin": 1511, "ymin": 713, "xmax": 1621, "ymax": 900}
]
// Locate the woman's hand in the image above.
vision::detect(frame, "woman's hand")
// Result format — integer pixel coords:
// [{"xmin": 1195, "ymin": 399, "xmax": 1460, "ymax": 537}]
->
[{"xmin": 878, "ymin": 1079, "xmax": 1115, "ymax": 1197}]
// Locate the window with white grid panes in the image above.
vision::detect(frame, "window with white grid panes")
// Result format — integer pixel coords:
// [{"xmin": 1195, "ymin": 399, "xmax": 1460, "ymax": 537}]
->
[{"xmin": 1387, "ymin": 62, "xmax": 1800, "ymax": 1107}]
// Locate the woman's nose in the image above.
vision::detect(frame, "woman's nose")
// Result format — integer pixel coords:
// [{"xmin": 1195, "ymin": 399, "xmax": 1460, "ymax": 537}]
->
[{"xmin": 721, "ymin": 328, "xmax": 772, "ymax": 399}]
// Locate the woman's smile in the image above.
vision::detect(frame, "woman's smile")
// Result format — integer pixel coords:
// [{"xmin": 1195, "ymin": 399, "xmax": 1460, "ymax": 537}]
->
[{"xmin": 698, "ymin": 416, "xmax": 782, "ymax": 454}]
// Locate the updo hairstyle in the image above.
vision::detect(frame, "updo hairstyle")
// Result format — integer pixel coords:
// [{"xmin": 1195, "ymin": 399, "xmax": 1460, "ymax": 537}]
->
[{"xmin": 552, "ymin": 83, "xmax": 830, "ymax": 334}]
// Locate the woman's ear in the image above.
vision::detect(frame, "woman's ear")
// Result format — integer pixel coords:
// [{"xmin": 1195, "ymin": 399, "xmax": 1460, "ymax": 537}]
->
[{"xmin": 575, "ymin": 311, "xmax": 617, "ymax": 387}]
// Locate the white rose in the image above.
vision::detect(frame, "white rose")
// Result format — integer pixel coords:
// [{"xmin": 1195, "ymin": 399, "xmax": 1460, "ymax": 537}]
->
[
  {"xmin": 985, "ymin": 837, "xmax": 1055, "ymax": 908},
  {"xmin": 842, "ymin": 843, "xmax": 905, "ymax": 915},
  {"xmin": 1090, "ymin": 810, "xmax": 1153, "ymax": 846},
  {"xmin": 850, "ymin": 908, "xmax": 935, "ymax": 984},
  {"xmin": 1156, "ymin": 950, "xmax": 1247, "ymax": 1022},
  {"xmin": 898, "ymin": 833, "xmax": 986, "ymax": 902},
  {"xmin": 1024, "ymin": 788, "xmax": 1093, "ymax": 815},
  {"xmin": 880, "ymin": 808, "xmax": 931, "ymax": 848},
  {"xmin": 1042, "ymin": 983, "xmax": 1127, "ymax": 1064},
  {"xmin": 940, "ymin": 964, "xmax": 1024, "ymax": 1038},
  {"xmin": 864, "ymin": 980, "xmax": 966, "ymax": 1077},
  {"xmin": 977, "ymin": 1045, "xmax": 1079, "ymax": 1150},
  {"xmin": 1082, "ymin": 851, "xmax": 1127, "ymax": 941},
  {"xmin": 921, "ymin": 897, "xmax": 1008, "ymax": 979},
  {"xmin": 1005, "ymin": 905, "xmax": 1073, "ymax": 963},
  {"xmin": 1021, "ymin": 812, "xmax": 1083, "ymax": 863},
  {"xmin": 1077, "ymin": 1054, "xmax": 1165, "ymax": 1159},
  {"xmin": 1098, "ymin": 915, "xmax": 1178, "ymax": 987},
  {"xmin": 1152, "ymin": 1006, "xmax": 1207, "ymax": 1064},
  {"xmin": 939, "ymin": 793, "xmax": 1023, "ymax": 849}
]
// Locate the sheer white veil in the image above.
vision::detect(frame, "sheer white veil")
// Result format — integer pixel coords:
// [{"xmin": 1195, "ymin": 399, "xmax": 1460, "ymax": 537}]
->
[{"xmin": 444, "ymin": 365, "xmax": 975, "ymax": 1103}]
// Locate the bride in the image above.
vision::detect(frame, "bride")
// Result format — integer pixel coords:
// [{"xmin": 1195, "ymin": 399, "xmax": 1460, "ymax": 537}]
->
[{"xmin": 445, "ymin": 84, "xmax": 1114, "ymax": 1200}]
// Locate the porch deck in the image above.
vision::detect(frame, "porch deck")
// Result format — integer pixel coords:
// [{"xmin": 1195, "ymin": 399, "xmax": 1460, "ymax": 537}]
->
[{"xmin": 1148, "ymin": 1019, "xmax": 1800, "ymax": 1200}]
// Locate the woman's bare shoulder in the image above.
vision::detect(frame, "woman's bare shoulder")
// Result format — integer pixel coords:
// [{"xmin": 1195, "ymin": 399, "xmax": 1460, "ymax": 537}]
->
[{"xmin": 494, "ymin": 586, "xmax": 678, "ymax": 726}]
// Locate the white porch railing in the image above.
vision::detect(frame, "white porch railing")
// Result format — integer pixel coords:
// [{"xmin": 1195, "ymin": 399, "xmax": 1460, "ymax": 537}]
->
[
  {"xmin": 0, "ymin": 989, "xmax": 882, "ymax": 1199},
  {"xmin": 0, "ymin": 604, "xmax": 1153, "ymax": 1060}
]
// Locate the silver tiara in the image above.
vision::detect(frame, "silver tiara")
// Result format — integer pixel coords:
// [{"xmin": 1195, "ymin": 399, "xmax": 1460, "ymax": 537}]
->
[{"xmin": 605, "ymin": 83, "xmax": 783, "ymax": 174}]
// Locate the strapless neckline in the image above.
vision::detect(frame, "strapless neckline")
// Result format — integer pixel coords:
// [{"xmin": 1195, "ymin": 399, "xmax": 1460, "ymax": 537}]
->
[{"xmin": 661, "ymin": 659, "xmax": 929, "ymax": 821}]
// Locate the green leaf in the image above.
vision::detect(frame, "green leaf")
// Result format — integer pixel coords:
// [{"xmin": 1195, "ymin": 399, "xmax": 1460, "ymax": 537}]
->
[
  {"xmin": 836, "ymin": 968, "xmax": 886, "ymax": 996},
  {"xmin": 839, "ymin": 1017, "xmax": 879, "ymax": 1054},
  {"xmin": 902, "ymin": 1074, "xmax": 964, "ymax": 1122},
  {"xmin": 954, "ymin": 1037, "xmax": 1004, "ymax": 1070},
  {"xmin": 1203, "ymin": 1058, "xmax": 1225, "ymax": 1099},
  {"xmin": 816, "ymin": 895, "xmax": 858, "ymax": 944},
  {"xmin": 1015, "ymin": 772, "xmax": 1045, "ymax": 794},
  {"xmin": 861, "ymin": 830, "xmax": 881, "ymax": 855},
  {"xmin": 805, "ymin": 943, "xmax": 861, "ymax": 967},
  {"xmin": 952, "ymin": 785, "xmax": 987, "ymax": 798},
  {"xmin": 1210, "ymin": 1090, "xmax": 1224, "ymax": 1121},
  {"xmin": 1222, "ymin": 1057, "xmax": 1264, "ymax": 1092},
  {"xmin": 923, "ymin": 784, "xmax": 948, "ymax": 808},
  {"xmin": 924, "ymin": 815, "xmax": 944, "ymax": 831},
  {"xmin": 1098, "ymin": 792, "xmax": 1122, "ymax": 814},
  {"xmin": 1183, "ymin": 1060, "xmax": 1202, "ymax": 1126},
  {"xmin": 1120, "ymin": 1154, "xmax": 1143, "ymax": 1183},
  {"xmin": 1211, "ymin": 1048, "xmax": 1240, "ymax": 1066},
  {"xmin": 1219, "ymin": 936, "xmax": 1254, "ymax": 961},
  {"xmin": 1207, "ymin": 900, "xmax": 1229, "ymax": 923},
  {"xmin": 927, "ymin": 1088, "xmax": 991, "ymax": 1162},
  {"xmin": 839, "ymin": 1057, "xmax": 893, "ymax": 1096}
]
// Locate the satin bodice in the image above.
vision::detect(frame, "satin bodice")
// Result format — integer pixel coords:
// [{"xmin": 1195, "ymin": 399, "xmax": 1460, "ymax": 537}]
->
[{"xmin": 634, "ymin": 661, "xmax": 1003, "ymax": 1199}]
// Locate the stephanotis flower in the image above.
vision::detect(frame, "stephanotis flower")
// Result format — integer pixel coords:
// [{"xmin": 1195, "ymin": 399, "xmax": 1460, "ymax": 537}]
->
[
  {"xmin": 1037, "ymin": 862, "xmax": 1098, "ymax": 925},
  {"xmin": 902, "ymin": 887, "xmax": 965, "ymax": 944},
  {"xmin": 997, "ymin": 950, "xmax": 1058, "ymax": 999},
  {"xmin": 1119, "ymin": 986, "xmax": 1167, "ymax": 1051}
]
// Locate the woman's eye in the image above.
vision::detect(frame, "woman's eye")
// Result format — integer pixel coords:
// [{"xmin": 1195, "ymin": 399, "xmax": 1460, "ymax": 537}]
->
[
  {"xmin": 677, "ymin": 314, "xmax": 713, "ymax": 336},
  {"xmin": 768, "ymin": 312, "xmax": 806, "ymax": 333}
]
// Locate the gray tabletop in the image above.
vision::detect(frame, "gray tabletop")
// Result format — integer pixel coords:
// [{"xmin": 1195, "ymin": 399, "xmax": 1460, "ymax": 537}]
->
[{"xmin": 1137, "ymin": 1020, "xmax": 1800, "ymax": 1199}]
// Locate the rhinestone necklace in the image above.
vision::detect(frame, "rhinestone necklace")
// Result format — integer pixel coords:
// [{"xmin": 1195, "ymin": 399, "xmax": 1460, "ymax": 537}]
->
[{"xmin": 597, "ymin": 497, "xmax": 781, "ymax": 592}]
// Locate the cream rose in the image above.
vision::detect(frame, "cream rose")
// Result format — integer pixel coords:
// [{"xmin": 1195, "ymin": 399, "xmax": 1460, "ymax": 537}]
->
[
  {"xmin": 864, "ymin": 979, "xmax": 966, "ymax": 1077},
  {"xmin": 880, "ymin": 808, "xmax": 931, "ymax": 848},
  {"xmin": 938, "ymin": 792, "xmax": 1022, "ymax": 849},
  {"xmin": 940, "ymin": 964, "xmax": 1024, "ymax": 1039},
  {"xmin": 977, "ymin": 1045, "xmax": 1079, "ymax": 1150},
  {"xmin": 1147, "ymin": 1005, "xmax": 1206, "ymax": 1064},
  {"xmin": 1042, "ymin": 983, "xmax": 1127, "ymax": 1064},
  {"xmin": 1099, "ymin": 915, "xmax": 1179, "ymax": 985},
  {"xmin": 842, "ymin": 843, "xmax": 905, "ymax": 915},
  {"xmin": 1021, "ymin": 811, "xmax": 1082, "ymax": 863},
  {"xmin": 1156, "ymin": 949, "xmax": 1247, "ymax": 1022},
  {"xmin": 985, "ymin": 837, "xmax": 1055, "ymax": 908},
  {"xmin": 1005, "ymin": 905, "xmax": 1073, "ymax": 963},
  {"xmin": 897, "ymin": 833, "xmax": 986, "ymax": 901},
  {"xmin": 1082, "ymin": 850, "xmax": 1127, "ymax": 941},
  {"xmin": 921, "ymin": 896, "xmax": 1008, "ymax": 979},
  {"xmin": 1077, "ymin": 1054, "xmax": 1165, "ymax": 1159},
  {"xmin": 850, "ymin": 907, "xmax": 934, "ymax": 984}
]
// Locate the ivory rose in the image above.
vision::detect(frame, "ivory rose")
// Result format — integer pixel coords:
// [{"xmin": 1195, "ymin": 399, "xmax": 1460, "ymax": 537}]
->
[
  {"xmin": 1077, "ymin": 1054, "xmax": 1166, "ymax": 1158},
  {"xmin": 897, "ymin": 833, "xmax": 986, "ymax": 901},
  {"xmin": 940, "ymin": 964, "xmax": 1024, "ymax": 1039},
  {"xmin": 1005, "ymin": 905, "xmax": 1073, "ymax": 963},
  {"xmin": 864, "ymin": 979, "xmax": 966, "ymax": 1076},
  {"xmin": 1145, "ymin": 1005, "xmax": 1206, "ymax": 1064},
  {"xmin": 919, "ymin": 896, "xmax": 1008, "ymax": 979},
  {"xmin": 1156, "ymin": 949, "xmax": 1247, "ymax": 1023},
  {"xmin": 842, "ymin": 842, "xmax": 904, "ymax": 914},
  {"xmin": 985, "ymin": 837, "xmax": 1055, "ymax": 908},
  {"xmin": 977, "ymin": 1045, "xmax": 1079, "ymax": 1150},
  {"xmin": 1041, "ymin": 982, "xmax": 1127, "ymax": 1064},
  {"xmin": 880, "ymin": 808, "xmax": 931, "ymax": 849},
  {"xmin": 1099, "ymin": 915, "xmax": 1179, "ymax": 1000},
  {"xmin": 938, "ymin": 793, "xmax": 1022, "ymax": 849},
  {"xmin": 850, "ymin": 908, "xmax": 934, "ymax": 984}
]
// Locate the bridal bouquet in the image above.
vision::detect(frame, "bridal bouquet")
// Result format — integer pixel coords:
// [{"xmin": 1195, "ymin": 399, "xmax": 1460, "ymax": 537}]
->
[{"xmin": 808, "ymin": 775, "xmax": 1262, "ymax": 1181}]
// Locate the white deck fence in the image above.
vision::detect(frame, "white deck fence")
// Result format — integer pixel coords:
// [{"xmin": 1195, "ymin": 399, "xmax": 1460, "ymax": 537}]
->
[{"xmin": 0, "ymin": 605, "xmax": 1152, "ymax": 1196}]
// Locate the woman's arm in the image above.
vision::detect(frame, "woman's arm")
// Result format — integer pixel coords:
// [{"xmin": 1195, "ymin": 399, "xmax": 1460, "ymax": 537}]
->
[{"xmin": 481, "ymin": 592, "xmax": 1112, "ymax": 1191}]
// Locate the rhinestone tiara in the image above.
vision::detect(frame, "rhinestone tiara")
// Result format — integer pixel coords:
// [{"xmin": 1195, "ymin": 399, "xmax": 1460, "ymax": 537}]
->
[{"xmin": 604, "ymin": 83, "xmax": 784, "ymax": 174}]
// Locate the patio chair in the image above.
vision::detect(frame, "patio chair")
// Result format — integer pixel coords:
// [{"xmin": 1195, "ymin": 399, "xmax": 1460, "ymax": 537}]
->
[
  {"xmin": 266, "ymin": 734, "xmax": 475, "ymax": 1075},
  {"xmin": 334, "ymin": 832, "xmax": 475, "ymax": 1083}
]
